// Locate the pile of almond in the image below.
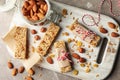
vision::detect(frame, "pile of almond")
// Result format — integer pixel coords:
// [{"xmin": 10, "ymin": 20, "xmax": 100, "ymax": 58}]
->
[{"xmin": 22, "ymin": 0, "xmax": 48, "ymax": 21}]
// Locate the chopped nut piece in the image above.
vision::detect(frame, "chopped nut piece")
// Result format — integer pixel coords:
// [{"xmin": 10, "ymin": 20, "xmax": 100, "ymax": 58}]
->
[{"xmin": 96, "ymin": 74, "xmax": 99, "ymax": 77}]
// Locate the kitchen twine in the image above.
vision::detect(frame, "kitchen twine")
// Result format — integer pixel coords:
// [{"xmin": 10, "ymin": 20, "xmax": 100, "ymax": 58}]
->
[{"xmin": 82, "ymin": 0, "xmax": 120, "ymax": 26}]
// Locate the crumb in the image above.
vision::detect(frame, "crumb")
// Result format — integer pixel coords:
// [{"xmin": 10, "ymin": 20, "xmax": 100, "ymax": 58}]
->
[
  {"xmin": 96, "ymin": 74, "xmax": 99, "ymax": 77},
  {"xmin": 39, "ymin": 73, "xmax": 42, "ymax": 77},
  {"xmin": 88, "ymin": 45, "xmax": 91, "ymax": 48},
  {"xmin": 59, "ymin": 19, "xmax": 62, "ymax": 23},
  {"xmin": 70, "ymin": 12, "xmax": 72, "ymax": 15},
  {"xmin": 73, "ymin": 17, "xmax": 75, "ymax": 20}
]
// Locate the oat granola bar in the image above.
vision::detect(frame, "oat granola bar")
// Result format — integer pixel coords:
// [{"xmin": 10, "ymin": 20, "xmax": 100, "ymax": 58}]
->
[
  {"xmin": 36, "ymin": 23, "xmax": 60, "ymax": 56},
  {"xmin": 54, "ymin": 41, "xmax": 72, "ymax": 73},
  {"xmin": 68, "ymin": 20, "xmax": 100, "ymax": 47},
  {"xmin": 3, "ymin": 26, "xmax": 28, "ymax": 59}
]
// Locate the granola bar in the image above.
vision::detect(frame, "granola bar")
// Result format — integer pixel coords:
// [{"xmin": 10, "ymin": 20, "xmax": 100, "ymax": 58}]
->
[
  {"xmin": 36, "ymin": 23, "xmax": 60, "ymax": 56},
  {"xmin": 3, "ymin": 26, "xmax": 28, "ymax": 59},
  {"xmin": 54, "ymin": 41, "xmax": 72, "ymax": 73},
  {"xmin": 68, "ymin": 20, "xmax": 100, "ymax": 47}
]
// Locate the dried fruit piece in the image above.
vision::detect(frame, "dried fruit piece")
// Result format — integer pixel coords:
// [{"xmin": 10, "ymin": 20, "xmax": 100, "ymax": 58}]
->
[
  {"xmin": 108, "ymin": 22, "xmax": 116, "ymax": 29},
  {"xmin": 85, "ymin": 67, "xmax": 91, "ymax": 73},
  {"xmin": 34, "ymin": 35, "xmax": 40, "ymax": 40},
  {"xmin": 25, "ymin": 76, "xmax": 33, "ymax": 80},
  {"xmin": 72, "ymin": 53, "xmax": 80, "ymax": 59},
  {"xmin": 40, "ymin": 27, "xmax": 47, "ymax": 32},
  {"xmin": 46, "ymin": 56, "xmax": 53, "ymax": 64},
  {"xmin": 111, "ymin": 32, "xmax": 119, "ymax": 37},
  {"xmin": 79, "ymin": 57, "xmax": 86, "ymax": 63},
  {"xmin": 93, "ymin": 64, "xmax": 99, "ymax": 68},
  {"xmin": 28, "ymin": 68, "xmax": 35, "ymax": 75},
  {"xmin": 8, "ymin": 61, "xmax": 14, "ymax": 69},
  {"xmin": 72, "ymin": 69, "xmax": 79, "ymax": 75},
  {"xmin": 99, "ymin": 27, "xmax": 108, "ymax": 33},
  {"xmin": 31, "ymin": 29, "xmax": 37, "ymax": 34},
  {"xmin": 18, "ymin": 66, "xmax": 25, "ymax": 73},
  {"xmin": 79, "ymin": 48, "xmax": 85, "ymax": 53},
  {"xmin": 80, "ymin": 63, "xmax": 85, "ymax": 67},
  {"xmin": 12, "ymin": 68, "xmax": 18, "ymax": 76}
]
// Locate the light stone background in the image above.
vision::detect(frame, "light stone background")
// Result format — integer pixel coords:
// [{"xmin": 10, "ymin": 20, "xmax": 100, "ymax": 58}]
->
[{"xmin": 0, "ymin": 0, "xmax": 120, "ymax": 80}]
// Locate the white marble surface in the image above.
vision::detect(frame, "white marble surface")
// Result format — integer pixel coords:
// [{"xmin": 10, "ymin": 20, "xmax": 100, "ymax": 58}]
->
[{"xmin": 0, "ymin": 0, "xmax": 120, "ymax": 80}]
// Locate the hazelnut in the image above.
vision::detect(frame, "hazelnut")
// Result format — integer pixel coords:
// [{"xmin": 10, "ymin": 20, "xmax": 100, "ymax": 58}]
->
[
  {"xmin": 31, "ymin": 29, "xmax": 37, "ymax": 34},
  {"xmin": 34, "ymin": 35, "xmax": 40, "ymax": 40},
  {"xmin": 40, "ymin": 27, "xmax": 47, "ymax": 32}
]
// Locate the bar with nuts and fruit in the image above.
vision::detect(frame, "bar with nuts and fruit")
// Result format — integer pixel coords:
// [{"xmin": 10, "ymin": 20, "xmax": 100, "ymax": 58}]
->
[
  {"xmin": 68, "ymin": 20, "xmax": 100, "ymax": 47},
  {"xmin": 54, "ymin": 41, "xmax": 72, "ymax": 73}
]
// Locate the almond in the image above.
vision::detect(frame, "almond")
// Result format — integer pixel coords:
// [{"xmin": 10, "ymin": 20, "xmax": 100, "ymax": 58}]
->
[
  {"xmin": 79, "ymin": 58, "xmax": 86, "ymax": 63},
  {"xmin": 18, "ymin": 66, "xmax": 25, "ymax": 73},
  {"xmin": 34, "ymin": 35, "xmax": 40, "ymax": 40},
  {"xmin": 46, "ymin": 56, "xmax": 53, "ymax": 64},
  {"xmin": 39, "ymin": 9, "xmax": 45, "ymax": 15},
  {"xmin": 108, "ymin": 22, "xmax": 116, "ymax": 29},
  {"xmin": 37, "ymin": 13, "xmax": 44, "ymax": 20},
  {"xmin": 24, "ymin": 1, "xmax": 29, "ymax": 8},
  {"xmin": 25, "ymin": 76, "xmax": 33, "ymax": 80},
  {"xmin": 12, "ymin": 68, "xmax": 18, "ymax": 76},
  {"xmin": 99, "ymin": 27, "xmax": 108, "ymax": 33},
  {"xmin": 30, "ymin": 9, "xmax": 34, "ymax": 17},
  {"xmin": 111, "ymin": 32, "xmax": 119, "ymax": 37},
  {"xmin": 33, "ymin": 4, "xmax": 37, "ymax": 12},
  {"xmin": 40, "ymin": 27, "xmax": 47, "ymax": 32},
  {"xmin": 28, "ymin": 68, "xmax": 35, "ymax": 75},
  {"xmin": 43, "ymin": 4, "xmax": 48, "ymax": 12},
  {"xmin": 8, "ymin": 61, "xmax": 14, "ymax": 69},
  {"xmin": 31, "ymin": 29, "xmax": 37, "ymax": 34},
  {"xmin": 72, "ymin": 53, "xmax": 80, "ymax": 59},
  {"xmin": 79, "ymin": 48, "xmax": 85, "ymax": 53},
  {"xmin": 29, "ymin": 0, "xmax": 35, "ymax": 6},
  {"xmin": 32, "ymin": 15, "xmax": 39, "ymax": 21}
]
